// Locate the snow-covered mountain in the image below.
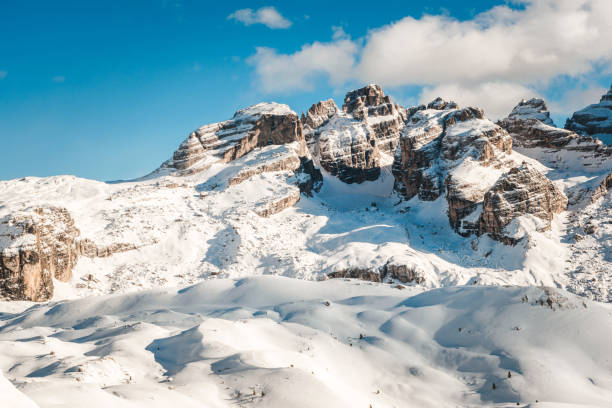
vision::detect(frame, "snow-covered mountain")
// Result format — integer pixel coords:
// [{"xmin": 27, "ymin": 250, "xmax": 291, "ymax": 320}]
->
[
  {"xmin": 566, "ymin": 85, "xmax": 612, "ymax": 144},
  {"xmin": 2, "ymin": 84, "xmax": 612, "ymax": 407}
]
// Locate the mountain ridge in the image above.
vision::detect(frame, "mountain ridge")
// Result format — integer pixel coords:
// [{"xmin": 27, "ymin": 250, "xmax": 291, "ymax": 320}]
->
[{"xmin": 2, "ymin": 83, "xmax": 612, "ymax": 302}]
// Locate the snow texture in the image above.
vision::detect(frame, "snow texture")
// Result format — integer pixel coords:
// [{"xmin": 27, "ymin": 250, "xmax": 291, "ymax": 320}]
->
[{"xmin": 1, "ymin": 276, "xmax": 611, "ymax": 407}]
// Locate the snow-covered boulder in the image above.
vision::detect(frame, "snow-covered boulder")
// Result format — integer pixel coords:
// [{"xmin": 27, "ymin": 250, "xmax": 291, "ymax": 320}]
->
[{"xmin": 566, "ymin": 85, "xmax": 612, "ymax": 142}]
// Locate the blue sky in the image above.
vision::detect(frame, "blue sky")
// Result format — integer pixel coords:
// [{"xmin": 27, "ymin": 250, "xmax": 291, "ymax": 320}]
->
[{"xmin": 1, "ymin": 0, "xmax": 611, "ymax": 181}]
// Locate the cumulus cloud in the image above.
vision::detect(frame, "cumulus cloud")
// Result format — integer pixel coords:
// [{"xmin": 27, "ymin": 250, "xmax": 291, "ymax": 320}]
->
[
  {"xmin": 248, "ymin": 39, "xmax": 358, "ymax": 92},
  {"xmin": 228, "ymin": 6, "xmax": 291, "ymax": 29},
  {"xmin": 0, "ymin": 71, "xmax": 7, "ymax": 80},
  {"xmin": 548, "ymin": 85, "xmax": 608, "ymax": 115},
  {"xmin": 248, "ymin": 0, "xmax": 612, "ymax": 117},
  {"xmin": 419, "ymin": 82, "xmax": 539, "ymax": 120}
]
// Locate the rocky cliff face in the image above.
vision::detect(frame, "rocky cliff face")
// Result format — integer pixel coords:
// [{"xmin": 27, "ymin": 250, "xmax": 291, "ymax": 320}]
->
[
  {"xmin": 303, "ymin": 98, "xmax": 380, "ymax": 183},
  {"xmin": 0, "ymin": 206, "xmax": 144, "ymax": 301},
  {"xmin": 393, "ymin": 98, "xmax": 566, "ymax": 243},
  {"xmin": 304, "ymin": 85, "xmax": 406, "ymax": 184},
  {"xmin": 393, "ymin": 98, "xmax": 511, "ymax": 202},
  {"xmin": 341, "ymin": 84, "xmax": 407, "ymax": 155},
  {"xmin": 566, "ymin": 86, "xmax": 612, "ymax": 141},
  {"xmin": 507, "ymin": 98, "xmax": 555, "ymax": 126},
  {"xmin": 0, "ymin": 207, "xmax": 79, "ymax": 301},
  {"xmin": 499, "ymin": 98, "xmax": 608, "ymax": 150},
  {"xmin": 499, "ymin": 99, "xmax": 612, "ymax": 177},
  {"xmin": 479, "ymin": 163, "xmax": 567, "ymax": 244},
  {"xmin": 161, "ymin": 103, "xmax": 307, "ymax": 176}
]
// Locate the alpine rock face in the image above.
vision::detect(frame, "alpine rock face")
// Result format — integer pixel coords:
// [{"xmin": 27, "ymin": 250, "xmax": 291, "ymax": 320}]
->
[
  {"xmin": 303, "ymin": 84, "xmax": 406, "ymax": 183},
  {"xmin": 566, "ymin": 86, "xmax": 612, "ymax": 143},
  {"xmin": 392, "ymin": 98, "xmax": 566, "ymax": 243}
]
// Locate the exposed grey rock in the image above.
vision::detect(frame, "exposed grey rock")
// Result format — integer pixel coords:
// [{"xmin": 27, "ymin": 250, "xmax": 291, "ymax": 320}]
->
[
  {"xmin": 507, "ymin": 98, "xmax": 555, "ymax": 126},
  {"xmin": 478, "ymin": 163, "xmax": 568, "ymax": 244},
  {"xmin": 305, "ymin": 84, "xmax": 406, "ymax": 184},
  {"xmin": 1, "ymin": 207, "xmax": 79, "ymax": 301},
  {"xmin": 499, "ymin": 98, "xmax": 609, "ymax": 153},
  {"xmin": 566, "ymin": 86, "xmax": 612, "ymax": 141},
  {"xmin": 327, "ymin": 262, "xmax": 424, "ymax": 284},
  {"xmin": 254, "ymin": 189, "xmax": 301, "ymax": 218},
  {"xmin": 1, "ymin": 207, "xmax": 143, "ymax": 301},
  {"xmin": 160, "ymin": 103, "xmax": 307, "ymax": 176},
  {"xmin": 393, "ymin": 99, "xmax": 565, "ymax": 244},
  {"xmin": 590, "ymin": 173, "xmax": 612, "ymax": 203}
]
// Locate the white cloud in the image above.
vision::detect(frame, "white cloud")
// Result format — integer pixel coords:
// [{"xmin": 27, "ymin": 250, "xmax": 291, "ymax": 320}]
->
[
  {"xmin": 228, "ymin": 6, "xmax": 291, "ymax": 29},
  {"xmin": 248, "ymin": 40, "xmax": 358, "ymax": 92},
  {"xmin": 331, "ymin": 25, "xmax": 348, "ymax": 41},
  {"xmin": 52, "ymin": 76, "xmax": 66, "ymax": 83},
  {"xmin": 248, "ymin": 0, "xmax": 612, "ymax": 117},
  {"xmin": 0, "ymin": 71, "xmax": 6, "ymax": 80},
  {"xmin": 357, "ymin": 0, "xmax": 612, "ymax": 86},
  {"xmin": 548, "ymin": 85, "xmax": 608, "ymax": 116},
  {"xmin": 419, "ymin": 82, "xmax": 539, "ymax": 120}
]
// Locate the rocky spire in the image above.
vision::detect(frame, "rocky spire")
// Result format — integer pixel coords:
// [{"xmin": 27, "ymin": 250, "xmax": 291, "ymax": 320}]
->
[
  {"xmin": 342, "ymin": 84, "xmax": 395, "ymax": 119},
  {"xmin": 601, "ymin": 85, "xmax": 612, "ymax": 103},
  {"xmin": 507, "ymin": 98, "xmax": 555, "ymax": 126},
  {"xmin": 565, "ymin": 85, "xmax": 612, "ymax": 141},
  {"xmin": 303, "ymin": 84, "xmax": 406, "ymax": 184}
]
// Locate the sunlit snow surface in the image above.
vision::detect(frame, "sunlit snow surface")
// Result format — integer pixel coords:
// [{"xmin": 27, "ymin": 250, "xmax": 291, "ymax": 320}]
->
[
  {"xmin": 3, "ymin": 137, "xmax": 612, "ymax": 406},
  {"xmin": 1, "ymin": 277, "xmax": 612, "ymax": 408},
  {"xmin": 0, "ymin": 150, "xmax": 578, "ymax": 301}
]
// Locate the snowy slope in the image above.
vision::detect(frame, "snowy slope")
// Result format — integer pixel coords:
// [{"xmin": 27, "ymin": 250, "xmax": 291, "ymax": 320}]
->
[
  {"xmin": 0, "ymin": 152, "xmax": 577, "ymax": 302},
  {"xmin": 1, "ymin": 276, "xmax": 611, "ymax": 408}
]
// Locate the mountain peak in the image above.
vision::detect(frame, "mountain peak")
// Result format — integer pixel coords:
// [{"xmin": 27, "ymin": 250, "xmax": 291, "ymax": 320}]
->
[
  {"xmin": 507, "ymin": 98, "xmax": 554, "ymax": 126},
  {"xmin": 342, "ymin": 84, "xmax": 391, "ymax": 116},
  {"xmin": 566, "ymin": 86, "xmax": 612, "ymax": 142},
  {"xmin": 426, "ymin": 97, "xmax": 458, "ymax": 110},
  {"xmin": 232, "ymin": 102, "xmax": 294, "ymax": 120}
]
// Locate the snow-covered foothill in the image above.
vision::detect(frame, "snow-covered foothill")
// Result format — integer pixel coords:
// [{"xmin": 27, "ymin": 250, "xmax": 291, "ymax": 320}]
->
[{"xmin": 1, "ymin": 276, "xmax": 611, "ymax": 408}]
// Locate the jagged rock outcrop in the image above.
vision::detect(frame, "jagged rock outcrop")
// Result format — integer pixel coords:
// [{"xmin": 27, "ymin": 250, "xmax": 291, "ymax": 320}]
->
[
  {"xmin": 393, "ymin": 99, "xmax": 511, "ymax": 204},
  {"xmin": 342, "ymin": 84, "xmax": 407, "ymax": 155},
  {"xmin": 304, "ymin": 84, "xmax": 406, "ymax": 184},
  {"xmin": 1, "ymin": 207, "xmax": 79, "ymax": 301},
  {"xmin": 507, "ymin": 98, "xmax": 555, "ymax": 126},
  {"xmin": 254, "ymin": 189, "xmax": 301, "ymax": 218},
  {"xmin": 295, "ymin": 157, "xmax": 323, "ymax": 196},
  {"xmin": 393, "ymin": 98, "xmax": 565, "ymax": 244},
  {"xmin": 77, "ymin": 240, "xmax": 139, "ymax": 258},
  {"xmin": 327, "ymin": 262, "xmax": 424, "ymax": 284},
  {"xmin": 590, "ymin": 173, "xmax": 612, "ymax": 203},
  {"xmin": 0, "ymin": 207, "xmax": 143, "ymax": 301},
  {"xmin": 566, "ymin": 86, "xmax": 612, "ymax": 141},
  {"xmin": 500, "ymin": 118, "xmax": 582, "ymax": 149},
  {"xmin": 479, "ymin": 163, "xmax": 567, "ymax": 244},
  {"xmin": 161, "ymin": 103, "xmax": 307, "ymax": 176},
  {"xmin": 498, "ymin": 99, "xmax": 612, "ymax": 176},
  {"xmin": 499, "ymin": 98, "xmax": 609, "ymax": 152}
]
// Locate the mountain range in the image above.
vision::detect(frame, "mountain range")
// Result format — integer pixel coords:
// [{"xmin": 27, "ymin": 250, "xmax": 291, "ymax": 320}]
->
[{"xmin": 2, "ymin": 83, "xmax": 612, "ymax": 407}]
